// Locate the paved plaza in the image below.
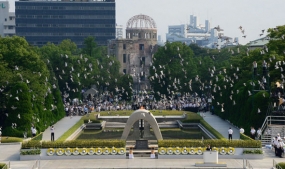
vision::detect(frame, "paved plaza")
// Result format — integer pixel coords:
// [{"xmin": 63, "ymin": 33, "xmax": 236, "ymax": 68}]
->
[
  {"xmin": 42, "ymin": 116, "xmax": 81, "ymax": 141},
  {"xmin": 0, "ymin": 112, "xmax": 284, "ymax": 169}
]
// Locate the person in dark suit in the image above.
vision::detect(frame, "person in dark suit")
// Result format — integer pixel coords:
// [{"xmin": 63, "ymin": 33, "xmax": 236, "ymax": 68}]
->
[{"xmin": 206, "ymin": 145, "xmax": 212, "ymax": 151}]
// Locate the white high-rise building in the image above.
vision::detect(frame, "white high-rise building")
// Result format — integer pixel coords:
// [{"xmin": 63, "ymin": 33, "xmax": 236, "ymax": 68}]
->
[
  {"xmin": 116, "ymin": 24, "xmax": 123, "ymax": 39},
  {"xmin": 0, "ymin": 1, "xmax": 15, "ymax": 37},
  {"xmin": 166, "ymin": 15, "xmax": 237, "ymax": 49}
]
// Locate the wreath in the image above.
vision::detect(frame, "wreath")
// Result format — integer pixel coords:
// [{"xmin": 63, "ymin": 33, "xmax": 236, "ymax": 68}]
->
[
  {"xmin": 47, "ymin": 148, "xmax": 55, "ymax": 156},
  {"xmin": 158, "ymin": 147, "xmax": 166, "ymax": 155},
  {"xmin": 73, "ymin": 148, "xmax": 80, "ymax": 155},
  {"xmin": 88, "ymin": 148, "xmax": 95, "ymax": 155},
  {"xmin": 219, "ymin": 147, "xmax": 227, "ymax": 155},
  {"xmin": 196, "ymin": 147, "xmax": 203, "ymax": 155},
  {"xmin": 65, "ymin": 148, "xmax": 72, "ymax": 156},
  {"xmin": 118, "ymin": 148, "xmax": 126, "ymax": 155},
  {"xmin": 189, "ymin": 147, "xmax": 196, "ymax": 155},
  {"xmin": 227, "ymin": 147, "xmax": 235, "ymax": 155},
  {"xmin": 96, "ymin": 148, "xmax": 103, "ymax": 155},
  {"xmin": 56, "ymin": 148, "xmax": 65, "ymax": 156},
  {"xmin": 80, "ymin": 148, "xmax": 88, "ymax": 155},
  {"xmin": 181, "ymin": 147, "xmax": 188, "ymax": 155},
  {"xmin": 212, "ymin": 147, "xmax": 219, "ymax": 152},
  {"xmin": 174, "ymin": 147, "xmax": 181, "ymax": 155},
  {"xmin": 166, "ymin": 147, "xmax": 173, "ymax": 155},
  {"xmin": 110, "ymin": 147, "xmax": 117, "ymax": 155},
  {"xmin": 103, "ymin": 147, "xmax": 110, "ymax": 155}
]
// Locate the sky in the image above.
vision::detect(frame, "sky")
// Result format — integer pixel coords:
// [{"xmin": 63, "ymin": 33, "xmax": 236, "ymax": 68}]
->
[{"xmin": 6, "ymin": 0, "xmax": 285, "ymax": 45}]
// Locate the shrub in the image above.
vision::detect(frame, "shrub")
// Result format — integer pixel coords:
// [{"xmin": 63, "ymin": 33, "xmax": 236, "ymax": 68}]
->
[
  {"xmin": 0, "ymin": 136, "xmax": 23, "ymax": 143},
  {"xmin": 277, "ymin": 162, "xmax": 285, "ymax": 169},
  {"xmin": 20, "ymin": 149, "xmax": 41, "ymax": 155},
  {"xmin": 0, "ymin": 163, "xmax": 7, "ymax": 169},
  {"xmin": 31, "ymin": 133, "xmax": 43, "ymax": 141},
  {"xmin": 243, "ymin": 149, "xmax": 263, "ymax": 154},
  {"xmin": 21, "ymin": 140, "xmax": 42, "ymax": 149},
  {"xmin": 21, "ymin": 140, "xmax": 126, "ymax": 149},
  {"xmin": 240, "ymin": 133, "xmax": 254, "ymax": 140},
  {"xmin": 158, "ymin": 140, "xmax": 261, "ymax": 148}
]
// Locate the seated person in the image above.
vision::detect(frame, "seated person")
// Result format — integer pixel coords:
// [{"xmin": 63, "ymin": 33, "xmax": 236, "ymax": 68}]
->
[{"xmin": 206, "ymin": 145, "xmax": 212, "ymax": 151}]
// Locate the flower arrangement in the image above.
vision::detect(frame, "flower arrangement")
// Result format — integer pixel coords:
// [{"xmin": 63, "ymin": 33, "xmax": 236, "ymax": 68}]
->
[
  {"xmin": 158, "ymin": 147, "xmax": 166, "ymax": 155},
  {"xmin": 65, "ymin": 148, "xmax": 72, "ymax": 156},
  {"xmin": 219, "ymin": 147, "xmax": 227, "ymax": 155},
  {"xmin": 46, "ymin": 148, "xmax": 55, "ymax": 156},
  {"xmin": 56, "ymin": 148, "xmax": 64, "ymax": 156}
]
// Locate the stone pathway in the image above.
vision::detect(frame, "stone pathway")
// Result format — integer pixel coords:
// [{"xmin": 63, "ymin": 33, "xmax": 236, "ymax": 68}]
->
[
  {"xmin": 201, "ymin": 111, "xmax": 240, "ymax": 139},
  {"xmin": 42, "ymin": 116, "xmax": 81, "ymax": 141}
]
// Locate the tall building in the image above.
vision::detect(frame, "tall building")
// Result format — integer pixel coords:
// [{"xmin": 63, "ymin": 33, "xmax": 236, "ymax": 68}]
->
[
  {"xmin": 167, "ymin": 15, "xmax": 238, "ymax": 49},
  {"xmin": 108, "ymin": 14, "xmax": 158, "ymax": 91},
  {"xmin": 15, "ymin": 0, "xmax": 115, "ymax": 47},
  {"xmin": 116, "ymin": 24, "xmax": 123, "ymax": 39},
  {"xmin": 0, "ymin": 1, "xmax": 16, "ymax": 37}
]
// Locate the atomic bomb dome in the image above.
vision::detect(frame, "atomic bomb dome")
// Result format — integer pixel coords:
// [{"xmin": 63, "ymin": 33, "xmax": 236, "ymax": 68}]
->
[
  {"xmin": 126, "ymin": 14, "xmax": 157, "ymax": 29},
  {"xmin": 108, "ymin": 14, "xmax": 158, "ymax": 92}
]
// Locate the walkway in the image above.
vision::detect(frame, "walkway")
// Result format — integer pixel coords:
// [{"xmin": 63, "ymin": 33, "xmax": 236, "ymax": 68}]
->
[
  {"xmin": 201, "ymin": 111, "xmax": 240, "ymax": 139},
  {"xmin": 42, "ymin": 116, "xmax": 81, "ymax": 141}
]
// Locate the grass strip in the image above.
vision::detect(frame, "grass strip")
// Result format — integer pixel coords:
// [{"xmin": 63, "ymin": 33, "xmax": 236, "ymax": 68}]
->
[
  {"xmin": 57, "ymin": 119, "xmax": 84, "ymax": 141},
  {"xmin": 0, "ymin": 137, "xmax": 23, "ymax": 143}
]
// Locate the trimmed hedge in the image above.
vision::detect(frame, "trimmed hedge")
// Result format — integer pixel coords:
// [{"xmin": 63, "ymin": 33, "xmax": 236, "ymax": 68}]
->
[
  {"xmin": 31, "ymin": 133, "xmax": 43, "ymax": 141},
  {"xmin": 278, "ymin": 163, "xmax": 285, "ymax": 169},
  {"xmin": 243, "ymin": 149, "xmax": 263, "ymax": 154},
  {"xmin": 0, "ymin": 163, "xmax": 7, "ymax": 169},
  {"xmin": 240, "ymin": 133, "xmax": 254, "ymax": 140},
  {"xmin": 0, "ymin": 137, "xmax": 23, "ymax": 143},
  {"xmin": 158, "ymin": 140, "xmax": 261, "ymax": 148},
  {"xmin": 22, "ymin": 140, "xmax": 126, "ymax": 149},
  {"xmin": 20, "ymin": 149, "xmax": 41, "ymax": 155}
]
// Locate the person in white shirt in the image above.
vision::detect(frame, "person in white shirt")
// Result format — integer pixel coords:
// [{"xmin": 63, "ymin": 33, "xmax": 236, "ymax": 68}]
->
[
  {"xmin": 31, "ymin": 127, "xmax": 37, "ymax": 137},
  {"xmin": 239, "ymin": 127, "xmax": 244, "ymax": 134},
  {"xmin": 228, "ymin": 127, "xmax": 233, "ymax": 141},
  {"xmin": 250, "ymin": 127, "xmax": 256, "ymax": 139},
  {"xmin": 272, "ymin": 137, "xmax": 279, "ymax": 156},
  {"xmin": 50, "ymin": 126, "xmax": 55, "ymax": 141},
  {"xmin": 277, "ymin": 139, "xmax": 284, "ymax": 157}
]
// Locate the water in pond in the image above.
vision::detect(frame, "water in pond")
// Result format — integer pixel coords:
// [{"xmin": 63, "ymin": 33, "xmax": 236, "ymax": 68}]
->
[{"xmin": 76, "ymin": 128, "xmax": 209, "ymax": 140}]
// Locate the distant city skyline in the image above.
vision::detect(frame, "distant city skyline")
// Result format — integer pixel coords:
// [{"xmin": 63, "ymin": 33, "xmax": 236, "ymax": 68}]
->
[{"xmin": 6, "ymin": 0, "xmax": 285, "ymax": 45}]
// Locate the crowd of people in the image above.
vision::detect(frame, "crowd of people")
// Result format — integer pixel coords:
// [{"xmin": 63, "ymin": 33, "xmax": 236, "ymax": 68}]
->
[
  {"xmin": 63, "ymin": 93, "xmax": 211, "ymax": 116},
  {"xmin": 272, "ymin": 133, "xmax": 285, "ymax": 158}
]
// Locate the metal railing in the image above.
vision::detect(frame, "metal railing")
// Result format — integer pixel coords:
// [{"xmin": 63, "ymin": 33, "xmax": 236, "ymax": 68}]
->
[
  {"xmin": 259, "ymin": 116, "xmax": 285, "ymax": 140},
  {"xmin": 32, "ymin": 160, "xmax": 40, "ymax": 169},
  {"xmin": 243, "ymin": 159, "xmax": 253, "ymax": 169},
  {"xmin": 273, "ymin": 159, "xmax": 283, "ymax": 169}
]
